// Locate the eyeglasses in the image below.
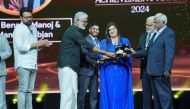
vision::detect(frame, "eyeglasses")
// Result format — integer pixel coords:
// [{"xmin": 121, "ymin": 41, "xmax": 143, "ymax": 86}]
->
[
  {"xmin": 145, "ymin": 24, "xmax": 153, "ymax": 26},
  {"xmin": 23, "ymin": 16, "xmax": 33, "ymax": 19},
  {"xmin": 78, "ymin": 19, "xmax": 88, "ymax": 23}
]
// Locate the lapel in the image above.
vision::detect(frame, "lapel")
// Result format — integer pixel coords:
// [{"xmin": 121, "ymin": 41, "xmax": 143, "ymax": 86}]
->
[
  {"xmin": 142, "ymin": 33, "xmax": 147, "ymax": 48},
  {"xmin": 87, "ymin": 35, "xmax": 96, "ymax": 46},
  {"xmin": 153, "ymin": 27, "xmax": 168, "ymax": 44}
]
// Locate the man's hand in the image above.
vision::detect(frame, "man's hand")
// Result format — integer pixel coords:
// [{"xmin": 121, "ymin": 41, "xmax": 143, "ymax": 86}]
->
[
  {"xmin": 105, "ymin": 52, "xmax": 116, "ymax": 58},
  {"xmin": 129, "ymin": 48, "xmax": 136, "ymax": 54},
  {"xmin": 92, "ymin": 47, "xmax": 116, "ymax": 58},
  {"xmin": 97, "ymin": 60, "xmax": 104, "ymax": 64},
  {"xmin": 102, "ymin": 55, "xmax": 111, "ymax": 60},
  {"xmin": 38, "ymin": 39, "xmax": 52, "ymax": 47},
  {"xmin": 163, "ymin": 71, "xmax": 170, "ymax": 79},
  {"xmin": 44, "ymin": 41, "xmax": 53, "ymax": 47},
  {"xmin": 38, "ymin": 39, "xmax": 48, "ymax": 46},
  {"xmin": 31, "ymin": 38, "xmax": 52, "ymax": 49}
]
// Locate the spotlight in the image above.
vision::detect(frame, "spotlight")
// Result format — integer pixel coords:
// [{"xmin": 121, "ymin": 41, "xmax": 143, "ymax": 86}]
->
[
  {"xmin": 174, "ymin": 94, "xmax": 179, "ymax": 99},
  {"xmin": 12, "ymin": 98, "xmax": 17, "ymax": 104},
  {"xmin": 36, "ymin": 97, "xmax": 42, "ymax": 103},
  {"xmin": 12, "ymin": 94, "xmax": 18, "ymax": 104},
  {"xmin": 36, "ymin": 84, "xmax": 49, "ymax": 102},
  {"xmin": 174, "ymin": 82, "xmax": 190, "ymax": 99},
  {"xmin": 174, "ymin": 91, "xmax": 183, "ymax": 99}
]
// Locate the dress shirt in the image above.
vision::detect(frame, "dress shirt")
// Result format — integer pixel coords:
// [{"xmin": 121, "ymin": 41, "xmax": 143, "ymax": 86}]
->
[
  {"xmin": 145, "ymin": 31, "xmax": 157, "ymax": 47},
  {"xmin": 89, "ymin": 34, "xmax": 99, "ymax": 47},
  {"xmin": 13, "ymin": 22, "xmax": 38, "ymax": 70},
  {"xmin": 153, "ymin": 26, "xmax": 167, "ymax": 42},
  {"xmin": 145, "ymin": 33, "xmax": 152, "ymax": 48},
  {"xmin": 0, "ymin": 35, "xmax": 12, "ymax": 76}
]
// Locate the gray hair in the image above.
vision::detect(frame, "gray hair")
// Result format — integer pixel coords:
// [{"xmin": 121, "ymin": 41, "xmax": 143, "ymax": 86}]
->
[
  {"xmin": 74, "ymin": 11, "xmax": 88, "ymax": 20},
  {"xmin": 146, "ymin": 16, "xmax": 155, "ymax": 22},
  {"xmin": 155, "ymin": 13, "xmax": 167, "ymax": 25}
]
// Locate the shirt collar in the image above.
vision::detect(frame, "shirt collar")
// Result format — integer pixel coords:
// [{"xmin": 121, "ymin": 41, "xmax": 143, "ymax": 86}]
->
[
  {"xmin": 157, "ymin": 25, "xmax": 167, "ymax": 34},
  {"xmin": 89, "ymin": 34, "xmax": 97, "ymax": 40},
  {"xmin": 20, "ymin": 21, "xmax": 33, "ymax": 29},
  {"xmin": 147, "ymin": 30, "xmax": 156, "ymax": 36}
]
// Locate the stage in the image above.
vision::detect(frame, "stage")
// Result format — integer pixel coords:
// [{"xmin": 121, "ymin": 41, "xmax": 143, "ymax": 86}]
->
[{"xmin": 6, "ymin": 91, "xmax": 190, "ymax": 109}]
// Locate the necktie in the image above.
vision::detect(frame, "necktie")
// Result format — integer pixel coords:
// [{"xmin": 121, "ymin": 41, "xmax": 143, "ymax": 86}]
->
[
  {"xmin": 148, "ymin": 32, "xmax": 157, "ymax": 47},
  {"xmin": 145, "ymin": 33, "xmax": 152, "ymax": 48},
  {"xmin": 94, "ymin": 37, "xmax": 99, "ymax": 47},
  {"xmin": 153, "ymin": 31, "xmax": 159, "ymax": 42}
]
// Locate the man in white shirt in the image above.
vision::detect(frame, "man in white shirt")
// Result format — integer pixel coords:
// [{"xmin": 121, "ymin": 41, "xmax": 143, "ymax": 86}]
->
[
  {"xmin": 13, "ymin": 7, "xmax": 51, "ymax": 109},
  {"xmin": 0, "ymin": 35, "xmax": 12, "ymax": 109}
]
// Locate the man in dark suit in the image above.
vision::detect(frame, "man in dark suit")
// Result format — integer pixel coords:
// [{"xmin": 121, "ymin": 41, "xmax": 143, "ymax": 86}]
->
[
  {"xmin": 147, "ymin": 13, "xmax": 176, "ymax": 109},
  {"xmin": 77, "ymin": 22, "xmax": 100, "ymax": 109},
  {"xmin": 133, "ymin": 16, "xmax": 160, "ymax": 109}
]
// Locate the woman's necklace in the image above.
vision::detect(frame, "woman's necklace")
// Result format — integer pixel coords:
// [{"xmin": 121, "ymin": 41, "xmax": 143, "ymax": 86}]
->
[{"xmin": 111, "ymin": 37, "xmax": 119, "ymax": 45}]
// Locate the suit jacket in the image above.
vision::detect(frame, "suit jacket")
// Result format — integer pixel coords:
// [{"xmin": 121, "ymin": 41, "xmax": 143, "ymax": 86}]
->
[
  {"xmin": 147, "ymin": 27, "xmax": 176, "ymax": 76},
  {"xmin": 134, "ymin": 32, "xmax": 148, "ymax": 78},
  {"xmin": 79, "ymin": 35, "xmax": 99, "ymax": 76},
  {"xmin": 0, "ymin": 35, "xmax": 12, "ymax": 76}
]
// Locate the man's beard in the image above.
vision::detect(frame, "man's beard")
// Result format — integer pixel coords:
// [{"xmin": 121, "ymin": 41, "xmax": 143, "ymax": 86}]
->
[
  {"xmin": 24, "ymin": 20, "xmax": 32, "ymax": 26},
  {"xmin": 78, "ymin": 24, "xmax": 86, "ymax": 30},
  {"xmin": 90, "ymin": 32, "xmax": 98, "ymax": 37},
  {"xmin": 146, "ymin": 29, "xmax": 154, "ymax": 34},
  {"xmin": 146, "ymin": 30, "xmax": 151, "ymax": 34}
]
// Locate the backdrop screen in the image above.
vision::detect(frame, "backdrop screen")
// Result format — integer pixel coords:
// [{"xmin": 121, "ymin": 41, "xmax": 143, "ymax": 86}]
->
[{"xmin": 0, "ymin": 0, "xmax": 190, "ymax": 93}]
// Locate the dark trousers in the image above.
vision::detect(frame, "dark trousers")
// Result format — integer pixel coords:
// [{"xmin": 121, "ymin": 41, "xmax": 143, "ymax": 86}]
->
[
  {"xmin": 142, "ymin": 72, "xmax": 152, "ymax": 109},
  {"xmin": 150, "ymin": 76, "xmax": 173, "ymax": 109},
  {"xmin": 77, "ymin": 73, "xmax": 98, "ymax": 109},
  {"xmin": 142, "ymin": 72, "xmax": 161, "ymax": 109}
]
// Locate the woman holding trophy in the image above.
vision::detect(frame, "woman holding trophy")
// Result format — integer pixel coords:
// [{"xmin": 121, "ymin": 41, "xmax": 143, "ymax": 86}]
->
[{"xmin": 99, "ymin": 22, "xmax": 134, "ymax": 109}]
